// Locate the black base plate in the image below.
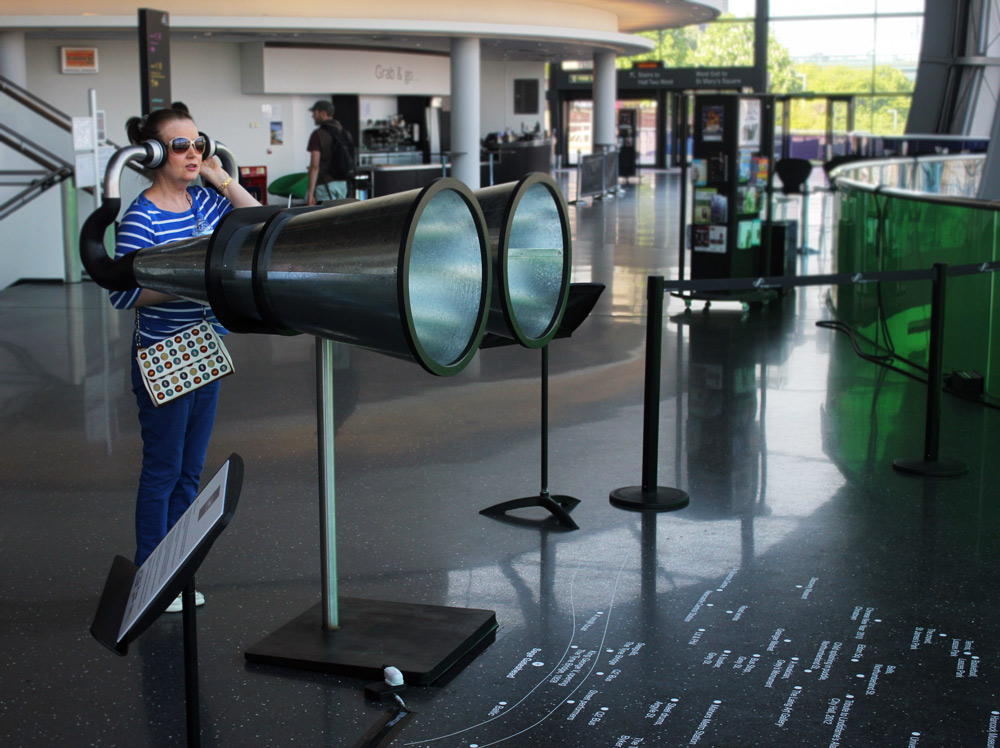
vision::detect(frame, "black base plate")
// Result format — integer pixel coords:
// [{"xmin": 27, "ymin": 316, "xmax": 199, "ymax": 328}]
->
[
  {"xmin": 892, "ymin": 457, "xmax": 969, "ymax": 477},
  {"xmin": 480, "ymin": 493, "xmax": 581, "ymax": 530},
  {"xmin": 244, "ymin": 598, "xmax": 497, "ymax": 686},
  {"xmin": 609, "ymin": 485, "xmax": 690, "ymax": 512}
]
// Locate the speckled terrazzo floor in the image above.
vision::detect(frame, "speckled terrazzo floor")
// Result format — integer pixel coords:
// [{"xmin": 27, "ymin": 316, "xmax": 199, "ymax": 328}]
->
[{"xmin": 2, "ymin": 172, "xmax": 999, "ymax": 747}]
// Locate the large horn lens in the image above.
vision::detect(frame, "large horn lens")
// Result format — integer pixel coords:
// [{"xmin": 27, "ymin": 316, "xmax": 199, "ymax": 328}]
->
[{"xmin": 474, "ymin": 173, "xmax": 572, "ymax": 348}]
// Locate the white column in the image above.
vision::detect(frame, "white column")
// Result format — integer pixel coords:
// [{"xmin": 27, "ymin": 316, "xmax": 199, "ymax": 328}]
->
[
  {"xmin": 592, "ymin": 51, "xmax": 617, "ymax": 151},
  {"xmin": 0, "ymin": 31, "xmax": 28, "ymax": 86},
  {"xmin": 450, "ymin": 36, "xmax": 481, "ymax": 189}
]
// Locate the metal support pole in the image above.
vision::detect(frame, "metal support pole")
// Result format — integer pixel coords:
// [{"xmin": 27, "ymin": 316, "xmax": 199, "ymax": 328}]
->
[
  {"xmin": 800, "ymin": 183, "xmax": 810, "ymax": 252},
  {"xmin": 893, "ymin": 262, "xmax": 968, "ymax": 477},
  {"xmin": 479, "ymin": 344, "xmax": 580, "ymax": 530},
  {"xmin": 182, "ymin": 579, "xmax": 201, "ymax": 748},
  {"xmin": 678, "ymin": 95, "xmax": 689, "ymax": 282},
  {"xmin": 924, "ymin": 263, "xmax": 946, "ymax": 462},
  {"xmin": 610, "ymin": 276, "xmax": 690, "ymax": 511},
  {"xmin": 61, "ymin": 176, "xmax": 80, "ymax": 283},
  {"xmin": 316, "ymin": 337, "xmax": 339, "ymax": 629},
  {"xmin": 540, "ymin": 345, "xmax": 549, "ymax": 496},
  {"xmin": 89, "ymin": 89, "xmax": 101, "ymax": 209}
]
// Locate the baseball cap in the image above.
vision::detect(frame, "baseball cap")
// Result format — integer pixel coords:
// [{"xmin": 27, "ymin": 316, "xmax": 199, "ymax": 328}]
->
[{"xmin": 309, "ymin": 100, "xmax": 335, "ymax": 116}]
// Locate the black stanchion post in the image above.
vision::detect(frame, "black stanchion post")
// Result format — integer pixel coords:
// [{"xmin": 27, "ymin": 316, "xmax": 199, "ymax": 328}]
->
[
  {"xmin": 641, "ymin": 275, "xmax": 663, "ymax": 491},
  {"xmin": 182, "ymin": 578, "xmax": 201, "ymax": 748},
  {"xmin": 893, "ymin": 262, "xmax": 968, "ymax": 477},
  {"xmin": 541, "ymin": 345, "xmax": 549, "ymax": 494},
  {"xmin": 678, "ymin": 95, "xmax": 689, "ymax": 284},
  {"xmin": 610, "ymin": 275, "xmax": 690, "ymax": 511}
]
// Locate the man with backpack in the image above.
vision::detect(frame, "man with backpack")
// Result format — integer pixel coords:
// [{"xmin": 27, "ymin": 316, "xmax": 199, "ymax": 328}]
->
[{"xmin": 306, "ymin": 100, "xmax": 356, "ymax": 204}]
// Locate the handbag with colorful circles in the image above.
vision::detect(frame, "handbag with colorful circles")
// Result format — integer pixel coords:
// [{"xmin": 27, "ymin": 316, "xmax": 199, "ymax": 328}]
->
[{"xmin": 135, "ymin": 310, "xmax": 234, "ymax": 406}]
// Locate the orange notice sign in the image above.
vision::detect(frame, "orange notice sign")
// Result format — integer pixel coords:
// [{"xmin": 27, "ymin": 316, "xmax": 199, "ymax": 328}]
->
[{"xmin": 62, "ymin": 47, "xmax": 98, "ymax": 74}]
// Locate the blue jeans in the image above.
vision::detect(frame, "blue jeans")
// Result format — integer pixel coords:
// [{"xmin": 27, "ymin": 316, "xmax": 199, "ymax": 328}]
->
[{"xmin": 131, "ymin": 350, "xmax": 221, "ymax": 565}]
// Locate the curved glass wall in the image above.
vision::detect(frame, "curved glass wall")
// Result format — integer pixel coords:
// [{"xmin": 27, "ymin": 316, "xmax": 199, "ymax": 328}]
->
[{"xmin": 831, "ymin": 155, "xmax": 999, "ymax": 398}]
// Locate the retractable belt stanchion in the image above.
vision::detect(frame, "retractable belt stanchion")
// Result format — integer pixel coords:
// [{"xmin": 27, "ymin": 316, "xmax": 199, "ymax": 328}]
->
[
  {"xmin": 610, "ymin": 275, "xmax": 690, "ymax": 512},
  {"xmin": 608, "ymin": 260, "xmax": 996, "ymax": 508},
  {"xmin": 892, "ymin": 262, "xmax": 969, "ymax": 477}
]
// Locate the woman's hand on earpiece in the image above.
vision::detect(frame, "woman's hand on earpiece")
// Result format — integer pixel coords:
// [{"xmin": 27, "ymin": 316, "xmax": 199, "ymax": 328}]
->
[{"xmin": 200, "ymin": 157, "xmax": 228, "ymax": 186}]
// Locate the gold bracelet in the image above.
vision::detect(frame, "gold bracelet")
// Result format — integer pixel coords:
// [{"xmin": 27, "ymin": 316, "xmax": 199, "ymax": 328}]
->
[{"xmin": 219, "ymin": 177, "xmax": 233, "ymax": 191}]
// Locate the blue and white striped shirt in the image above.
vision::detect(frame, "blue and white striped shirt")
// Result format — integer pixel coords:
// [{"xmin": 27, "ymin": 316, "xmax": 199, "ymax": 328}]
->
[{"xmin": 111, "ymin": 186, "xmax": 232, "ymax": 347}]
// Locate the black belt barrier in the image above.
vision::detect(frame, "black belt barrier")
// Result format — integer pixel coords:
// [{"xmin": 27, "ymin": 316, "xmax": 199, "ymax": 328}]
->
[{"xmin": 611, "ymin": 259, "xmax": 1000, "ymax": 511}]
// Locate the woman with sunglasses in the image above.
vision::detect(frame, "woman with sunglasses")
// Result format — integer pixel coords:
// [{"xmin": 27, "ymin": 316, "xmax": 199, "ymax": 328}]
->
[{"xmin": 110, "ymin": 106, "xmax": 260, "ymax": 610}]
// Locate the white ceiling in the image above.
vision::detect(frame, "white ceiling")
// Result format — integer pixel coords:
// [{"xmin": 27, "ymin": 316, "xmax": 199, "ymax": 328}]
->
[{"xmin": 2, "ymin": 1, "xmax": 722, "ymax": 62}]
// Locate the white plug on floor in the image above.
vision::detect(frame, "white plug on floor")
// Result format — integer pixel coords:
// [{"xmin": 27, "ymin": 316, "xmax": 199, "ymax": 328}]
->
[
  {"xmin": 383, "ymin": 666, "xmax": 407, "ymax": 711},
  {"xmin": 383, "ymin": 666, "xmax": 404, "ymax": 687}
]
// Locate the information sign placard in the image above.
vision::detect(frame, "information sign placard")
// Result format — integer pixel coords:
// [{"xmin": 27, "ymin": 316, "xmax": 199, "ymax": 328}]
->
[
  {"xmin": 118, "ymin": 462, "xmax": 228, "ymax": 641},
  {"xmin": 138, "ymin": 9, "xmax": 171, "ymax": 114}
]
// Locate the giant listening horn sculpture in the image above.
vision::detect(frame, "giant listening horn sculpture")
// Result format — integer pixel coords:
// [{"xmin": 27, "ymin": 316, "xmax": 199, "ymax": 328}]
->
[
  {"xmin": 80, "ymin": 142, "xmax": 493, "ymax": 376},
  {"xmin": 81, "ymin": 140, "xmax": 578, "ymax": 681}
]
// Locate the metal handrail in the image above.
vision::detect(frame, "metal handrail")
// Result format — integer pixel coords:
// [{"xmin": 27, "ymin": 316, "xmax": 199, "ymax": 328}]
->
[
  {"xmin": 0, "ymin": 122, "xmax": 73, "ymax": 172},
  {"xmin": 829, "ymin": 153, "xmax": 992, "ymax": 210},
  {"xmin": 830, "ymin": 152, "xmax": 985, "ymax": 174},
  {"xmin": 0, "ymin": 166, "xmax": 72, "ymax": 221},
  {"xmin": 0, "ymin": 72, "xmax": 138, "ymax": 172},
  {"xmin": 0, "ymin": 74, "xmax": 73, "ymax": 132}
]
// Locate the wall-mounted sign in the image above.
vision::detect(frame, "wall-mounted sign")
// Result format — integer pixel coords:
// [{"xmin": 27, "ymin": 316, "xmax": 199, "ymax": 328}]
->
[
  {"xmin": 71, "ymin": 113, "xmax": 107, "ymax": 151},
  {"xmin": 514, "ymin": 79, "xmax": 540, "ymax": 115},
  {"xmin": 138, "ymin": 8, "xmax": 171, "ymax": 114},
  {"xmin": 261, "ymin": 47, "xmax": 451, "ymax": 95},
  {"xmin": 553, "ymin": 66, "xmax": 755, "ymax": 92},
  {"xmin": 623, "ymin": 66, "xmax": 755, "ymax": 90},
  {"xmin": 739, "ymin": 98, "xmax": 762, "ymax": 149},
  {"xmin": 61, "ymin": 47, "xmax": 99, "ymax": 74}
]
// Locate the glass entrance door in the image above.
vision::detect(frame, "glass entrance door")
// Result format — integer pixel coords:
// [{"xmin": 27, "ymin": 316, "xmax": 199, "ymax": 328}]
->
[
  {"xmin": 617, "ymin": 99, "xmax": 658, "ymax": 166},
  {"xmin": 565, "ymin": 100, "xmax": 593, "ymax": 166}
]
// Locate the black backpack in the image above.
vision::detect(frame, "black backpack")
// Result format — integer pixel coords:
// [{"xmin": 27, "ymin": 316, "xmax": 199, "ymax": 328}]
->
[{"xmin": 319, "ymin": 122, "xmax": 355, "ymax": 181}]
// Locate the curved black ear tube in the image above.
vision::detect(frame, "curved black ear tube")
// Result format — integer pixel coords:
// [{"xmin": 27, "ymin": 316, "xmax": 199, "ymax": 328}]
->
[
  {"xmin": 211, "ymin": 139, "xmax": 238, "ymax": 182},
  {"xmin": 78, "ymin": 143, "xmax": 157, "ymax": 292},
  {"xmin": 78, "ymin": 139, "xmax": 240, "ymax": 293},
  {"xmin": 79, "ymin": 196, "xmax": 138, "ymax": 291}
]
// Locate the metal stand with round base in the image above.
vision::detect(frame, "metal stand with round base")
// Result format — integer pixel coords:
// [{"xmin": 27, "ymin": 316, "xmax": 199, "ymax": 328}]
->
[
  {"xmin": 609, "ymin": 486, "xmax": 690, "ymax": 512},
  {"xmin": 892, "ymin": 458, "xmax": 969, "ymax": 478},
  {"xmin": 479, "ymin": 284, "xmax": 604, "ymax": 531}
]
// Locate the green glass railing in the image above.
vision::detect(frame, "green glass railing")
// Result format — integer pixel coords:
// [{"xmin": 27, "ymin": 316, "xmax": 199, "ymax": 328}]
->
[{"xmin": 830, "ymin": 154, "xmax": 998, "ymax": 399}]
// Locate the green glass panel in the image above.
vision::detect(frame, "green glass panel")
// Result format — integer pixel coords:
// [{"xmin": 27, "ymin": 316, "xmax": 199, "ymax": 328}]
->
[{"xmin": 832, "ymin": 182, "xmax": 999, "ymax": 398}]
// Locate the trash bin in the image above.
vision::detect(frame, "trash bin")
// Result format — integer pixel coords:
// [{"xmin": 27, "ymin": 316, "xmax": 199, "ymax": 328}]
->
[{"xmin": 239, "ymin": 166, "xmax": 268, "ymax": 205}]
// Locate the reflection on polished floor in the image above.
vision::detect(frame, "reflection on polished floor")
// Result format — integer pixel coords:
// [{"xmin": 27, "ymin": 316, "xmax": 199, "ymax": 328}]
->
[{"xmin": 2, "ymin": 171, "xmax": 999, "ymax": 747}]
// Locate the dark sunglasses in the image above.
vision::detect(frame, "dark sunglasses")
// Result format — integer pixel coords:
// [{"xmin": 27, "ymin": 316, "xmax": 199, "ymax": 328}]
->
[{"xmin": 164, "ymin": 136, "xmax": 207, "ymax": 155}]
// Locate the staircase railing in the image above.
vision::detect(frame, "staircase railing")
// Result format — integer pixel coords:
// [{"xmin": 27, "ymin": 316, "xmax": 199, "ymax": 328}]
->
[
  {"xmin": 0, "ymin": 74, "xmax": 139, "ymax": 220},
  {"xmin": 0, "ymin": 122, "xmax": 73, "ymax": 221}
]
